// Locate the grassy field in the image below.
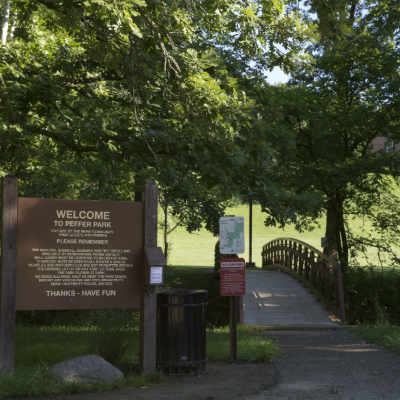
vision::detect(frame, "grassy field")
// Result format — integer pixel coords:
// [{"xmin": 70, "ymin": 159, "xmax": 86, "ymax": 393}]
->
[
  {"xmin": 165, "ymin": 202, "xmax": 399, "ymax": 268},
  {"xmin": 165, "ymin": 203, "xmax": 325, "ymax": 267}
]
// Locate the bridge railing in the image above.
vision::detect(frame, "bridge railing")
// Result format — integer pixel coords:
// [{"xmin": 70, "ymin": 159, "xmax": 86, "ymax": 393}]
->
[{"xmin": 262, "ymin": 238, "xmax": 346, "ymax": 323}]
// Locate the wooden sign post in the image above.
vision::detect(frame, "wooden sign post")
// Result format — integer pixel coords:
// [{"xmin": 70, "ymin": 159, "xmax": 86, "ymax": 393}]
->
[
  {"xmin": 1, "ymin": 175, "xmax": 18, "ymax": 375},
  {"xmin": 0, "ymin": 177, "xmax": 165, "ymax": 375},
  {"xmin": 140, "ymin": 180, "xmax": 159, "ymax": 373}
]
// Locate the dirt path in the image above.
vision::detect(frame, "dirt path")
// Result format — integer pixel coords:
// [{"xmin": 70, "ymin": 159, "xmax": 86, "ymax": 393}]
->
[{"xmin": 39, "ymin": 362, "xmax": 277, "ymax": 400}]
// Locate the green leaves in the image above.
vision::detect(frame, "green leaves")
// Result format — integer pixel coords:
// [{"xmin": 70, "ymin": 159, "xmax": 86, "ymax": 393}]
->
[
  {"xmin": 272, "ymin": 0, "xmax": 400, "ymax": 269},
  {"xmin": 1, "ymin": 0, "xmax": 285, "ymax": 233}
]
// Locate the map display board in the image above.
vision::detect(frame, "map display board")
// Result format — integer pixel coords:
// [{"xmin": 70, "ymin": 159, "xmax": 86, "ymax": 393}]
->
[
  {"xmin": 220, "ymin": 258, "xmax": 246, "ymax": 296},
  {"xmin": 16, "ymin": 198, "xmax": 144, "ymax": 310},
  {"xmin": 219, "ymin": 216, "xmax": 245, "ymax": 254}
]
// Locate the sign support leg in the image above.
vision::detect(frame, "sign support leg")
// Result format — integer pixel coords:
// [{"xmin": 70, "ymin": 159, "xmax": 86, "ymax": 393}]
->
[
  {"xmin": 1, "ymin": 175, "xmax": 18, "ymax": 375},
  {"xmin": 230, "ymin": 296, "xmax": 237, "ymax": 362},
  {"xmin": 140, "ymin": 180, "xmax": 158, "ymax": 373}
]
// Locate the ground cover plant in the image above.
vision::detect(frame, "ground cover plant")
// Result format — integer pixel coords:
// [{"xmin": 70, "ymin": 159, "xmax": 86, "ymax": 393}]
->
[
  {"xmin": 345, "ymin": 268, "xmax": 400, "ymax": 326},
  {"xmin": 1, "ymin": 324, "xmax": 278, "ymax": 398},
  {"xmin": 207, "ymin": 326, "xmax": 279, "ymax": 362},
  {"xmin": 0, "ymin": 326, "xmax": 162, "ymax": 398},
  {"xmin": 351, "ymin": 325, "xmax": 400, "ymax": 356}
]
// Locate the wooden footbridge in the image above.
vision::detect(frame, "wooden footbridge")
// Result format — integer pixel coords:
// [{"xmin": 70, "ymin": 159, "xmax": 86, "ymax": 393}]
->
[{"xmin": 240, "ymin": 238, "xmax": 346, "ymax": 327}]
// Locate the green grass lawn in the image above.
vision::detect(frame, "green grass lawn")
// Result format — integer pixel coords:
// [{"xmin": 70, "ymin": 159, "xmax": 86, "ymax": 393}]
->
[{"xmin": 165, "ymin": 202, "xmax": 399, "ymax": 268}]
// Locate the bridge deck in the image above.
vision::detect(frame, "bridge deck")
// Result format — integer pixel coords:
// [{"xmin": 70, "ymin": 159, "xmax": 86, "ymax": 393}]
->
[{"xmin": 243, "ymin": 270, "xmax": 339, "ymax": 327}]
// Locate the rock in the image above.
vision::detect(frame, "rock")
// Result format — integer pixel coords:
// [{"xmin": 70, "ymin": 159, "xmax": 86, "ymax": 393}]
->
[{"xmin": 49, "ymin": 354, "xmax": 123, "ymax": 383}]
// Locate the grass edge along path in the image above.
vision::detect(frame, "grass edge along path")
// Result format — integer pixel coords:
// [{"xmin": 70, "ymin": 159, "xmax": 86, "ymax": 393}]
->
[
  {"xmin": 0, "ymin": 325, "xmax": 279, "ymax": 398},
  {"xmin": 351, "ymin": 325, "xmax": 400, "ymax": 356}
]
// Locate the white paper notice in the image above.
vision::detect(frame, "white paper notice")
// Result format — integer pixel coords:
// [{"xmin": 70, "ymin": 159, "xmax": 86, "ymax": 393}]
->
[{"xmin": 150, "ymin": 266, "xmax": 163, "ymax": 284}]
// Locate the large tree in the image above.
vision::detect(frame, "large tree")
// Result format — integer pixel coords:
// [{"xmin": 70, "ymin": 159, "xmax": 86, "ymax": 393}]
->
[
  {"xmin": 0, "ymin": 0, "xmax": 311, "ymax": 236},
  {"xmin": 271, "ymin": 0, "xmax": 400, "ymax": 269}
]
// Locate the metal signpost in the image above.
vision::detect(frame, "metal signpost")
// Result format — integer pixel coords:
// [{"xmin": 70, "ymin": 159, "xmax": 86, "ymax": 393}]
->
[
  {"xmin": 219, "ymin": 216, "xmax": 245, "ymax": 361},
  {"xmin": 220, "ymin": 258, "xmax": 246, "ymax": 360}
]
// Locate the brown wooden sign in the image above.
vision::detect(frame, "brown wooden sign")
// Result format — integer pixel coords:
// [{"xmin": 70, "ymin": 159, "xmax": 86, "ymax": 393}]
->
[
  {"xmin": 16, "ymin": 198, "xmax": 144, "ymax": 310},
  {"xmin": 1, "ymin": 177, "xmax": 164, "ymax": 375}
]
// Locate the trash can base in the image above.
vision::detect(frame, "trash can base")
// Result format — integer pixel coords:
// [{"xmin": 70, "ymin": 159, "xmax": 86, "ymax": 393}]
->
[{"xmin": 157, "ymin": 359, "xmax": 207, "ymax": 375}]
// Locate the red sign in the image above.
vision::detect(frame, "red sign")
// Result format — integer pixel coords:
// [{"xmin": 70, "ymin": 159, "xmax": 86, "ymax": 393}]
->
[{"xmin": 220, "ymin": 258, "xmax": 246, "ymax": 296}]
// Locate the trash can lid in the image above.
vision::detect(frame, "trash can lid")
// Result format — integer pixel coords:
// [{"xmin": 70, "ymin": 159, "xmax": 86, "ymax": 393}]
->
[{"xmin": 157, "ymin": 289, "xmax": 207, "ymax": 295}]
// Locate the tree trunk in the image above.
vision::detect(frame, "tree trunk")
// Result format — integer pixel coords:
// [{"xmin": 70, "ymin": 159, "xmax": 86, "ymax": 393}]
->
[
  {"xmin": 324, "ymin": 204, "xmax": 336, "ymax": 256},
  {"xmin": 1, "ymin": 0, "xmax": 11, "ymax": 45},
  {"xmin": 325, "ymin": 197, "xmax": 349, "ymax": 271},
  {"xmin": 338, "ymin": 201, "xmax": 349, "ymax": 270},
  {"xmin": 164, "ymin": 201, "xmax": 168, "ymax": 263}
]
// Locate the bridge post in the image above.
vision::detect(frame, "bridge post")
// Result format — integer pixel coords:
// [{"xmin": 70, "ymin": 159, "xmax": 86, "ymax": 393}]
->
[
  {"xmin": 304, "ymin": 248, "xmax": 309, "ymax": 280},
  {"xmin": 310, "ymin": 251, "xmax": 316, "ymax": 286},
  {"xmin": 300, "ymin": 244, "xmax": 303, "ymax": 275},
  {"xmin": 336, "ymin": 264, "xmax": 346, "ymax": 323}
]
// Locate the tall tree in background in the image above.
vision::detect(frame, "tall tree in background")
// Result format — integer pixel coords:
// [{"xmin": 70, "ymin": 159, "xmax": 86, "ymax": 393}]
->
[
  {"xmin": 274, "ymin": 0, "xmax": 400, "ymax": 269},
  {"xmin": 1, "ymin": 0, "xmax": 11, "ymax": 44}
]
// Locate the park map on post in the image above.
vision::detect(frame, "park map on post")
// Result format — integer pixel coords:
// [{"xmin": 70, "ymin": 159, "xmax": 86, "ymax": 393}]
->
[{"xmin": 219, "ymin": 216, "xmax": 245, "ymax": 254}]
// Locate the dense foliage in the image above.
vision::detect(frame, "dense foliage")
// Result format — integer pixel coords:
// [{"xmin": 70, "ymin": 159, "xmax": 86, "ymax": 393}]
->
[
  {"xmin": 2, "ymin": 0, "xmax": 400, "ymax": 269},
  {"xmin": 253, "ymin": 0, "xmax": 400, "ymax": 269},
  {"xmin": 0, "ymin": 0, "xmax": 314, "ymax": 235},
  {"xmin": 346, "ymin": 268, "xmax": 400, "ymax": 325}
]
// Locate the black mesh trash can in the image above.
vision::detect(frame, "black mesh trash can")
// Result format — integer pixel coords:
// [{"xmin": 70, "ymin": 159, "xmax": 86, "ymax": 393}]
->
[{"xmin": 157, "ymin": 289, "xmax": 208, "ymax": 375}]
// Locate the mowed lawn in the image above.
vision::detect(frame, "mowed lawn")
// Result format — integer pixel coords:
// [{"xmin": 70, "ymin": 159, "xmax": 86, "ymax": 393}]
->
[
  {"xmin": 165, "ymin": 203, "xmax": 325, "ymax": 267},
  {"xmin": 165, "ymin": 202, "xmax": 399, "ymax": 267}
]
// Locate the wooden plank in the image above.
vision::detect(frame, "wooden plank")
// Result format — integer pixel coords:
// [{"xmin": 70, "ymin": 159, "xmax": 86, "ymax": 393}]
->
[
  {"xmin": 139, "ymin": 180, "xmax": 158, "ymax": 373},
  {"xmin": 243, "ymin": 271, "xmax": 339, "ymax": 327},
  {"xmin": 0, "ymin": 175, "xmax": 18, "ymax": 375},
  {"xmin": 262, "ymin": 238, "xmax": 346, "ymax": 322}
]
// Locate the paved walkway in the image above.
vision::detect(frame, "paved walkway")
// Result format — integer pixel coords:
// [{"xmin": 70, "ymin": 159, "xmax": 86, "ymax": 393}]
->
[
  {"xmin": 243, "ymin": 270, "xmax": 339, "ymax": 327},
  {"xmin": 254, "ymin": 329, "xmax": 400, "ymax": 400}
]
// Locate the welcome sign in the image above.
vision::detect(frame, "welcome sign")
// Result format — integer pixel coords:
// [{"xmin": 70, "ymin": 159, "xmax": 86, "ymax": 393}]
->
[{"xmin": 16, "ymin": 198, "xmax": 144, "ymax": 310}]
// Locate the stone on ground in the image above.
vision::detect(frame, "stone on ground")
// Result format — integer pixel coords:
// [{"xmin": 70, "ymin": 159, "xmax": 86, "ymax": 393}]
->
[{"xmin": 49, "ymin": 354, "xmax": 123, "ymax": 383}]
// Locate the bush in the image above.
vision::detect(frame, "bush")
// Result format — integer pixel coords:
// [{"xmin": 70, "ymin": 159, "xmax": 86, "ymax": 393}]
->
[
  {"xmin": 16, "ymin": 310, "xmax": 92, "ymax": 327},
  {"xmin": 88, "ymin": 309, "xmax": 139, "ymax": 366},
  {"xmin": 345, "ymin": 268, "xmax": 400, "ymax": 325}
]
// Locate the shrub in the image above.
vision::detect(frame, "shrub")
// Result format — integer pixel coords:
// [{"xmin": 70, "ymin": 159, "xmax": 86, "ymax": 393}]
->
[
  {"xmin": 345, "ymin": 268, "xmax": 400, "ymax": 325},
  {"xmin": 88, "ymin": 309, "xmax": 139, "ymax": 365}
]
